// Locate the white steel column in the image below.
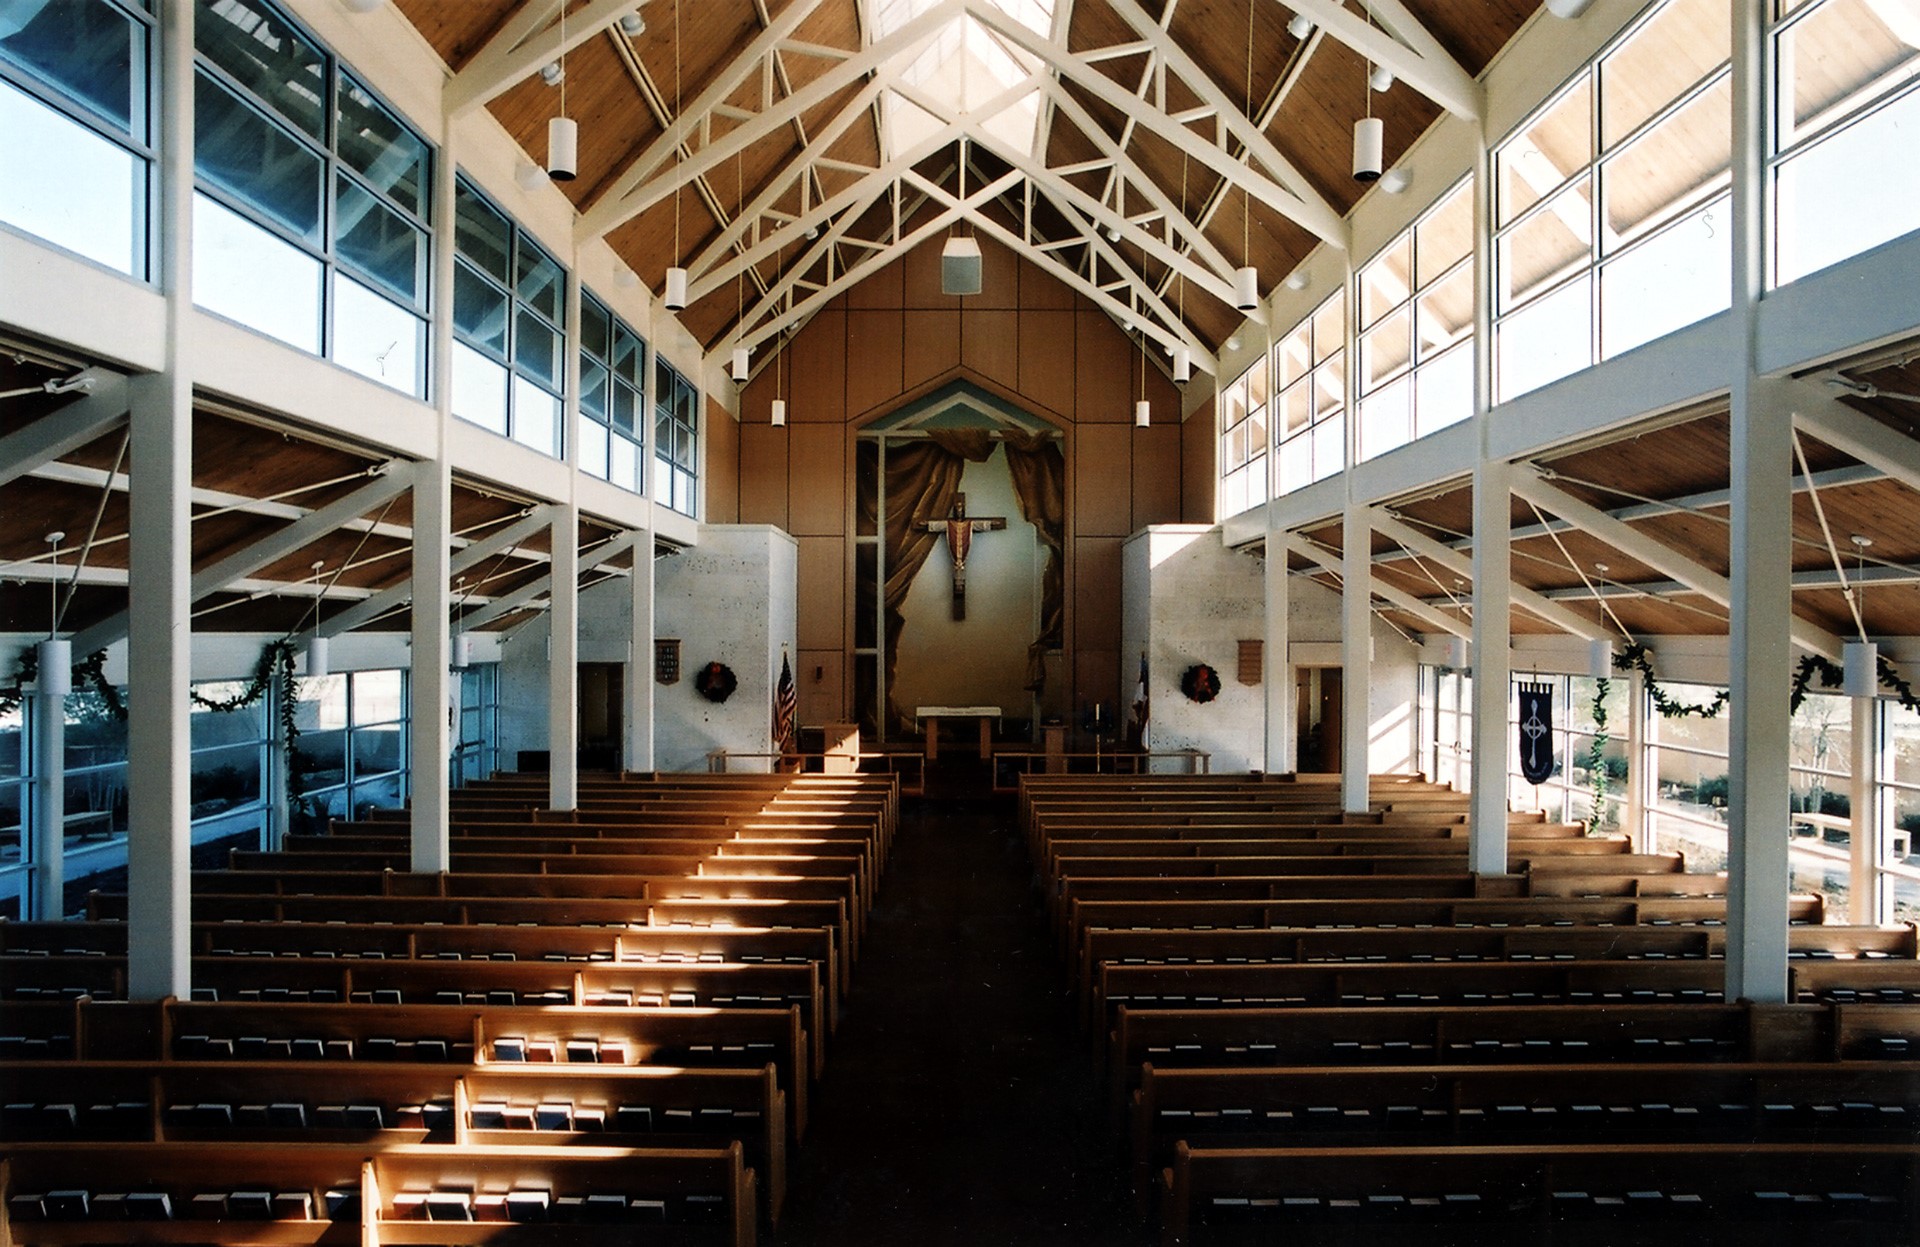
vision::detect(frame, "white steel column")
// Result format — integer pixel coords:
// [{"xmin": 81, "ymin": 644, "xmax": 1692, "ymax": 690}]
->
[
  {"xmin": 410, "ymin": 463, "xmax": 453, "ymax": 870},
  {"xmin": 626, "ymin": 522, "xmax": 657, "ymax": 773},
  {"xmin": 409, "ymin": 111, "xmax": 458, "ymax": 873},
  {"xmin": 1340, "ymin": 507, "xmax": 1372, "ymax": 813},
  {"xmin": 548, "ymin": 260, "xmax": 584, "ymax": 809},
  {"xmin": 549, "ymin": 505, "xmax": 580, "ymax": 807},
  {"xmin": 1849, "ymin": 694, "xmax": 1876, "ymax": 922},
  {"xmin": 126, "ymin": 0, "xmax": 194, "ymax": 1002},
  {"xmin": 1625, "ymin": 665, "xmax": 1648, "ymax": 853},
  {"xmin": 1468, "ymin": 458, "xmax": 1513, "ymax": 874},
  {"xmin": 1263, "ymin": 538, "xmax": 1292, "ymax": 774},
  {"xmin": 30, "ymin": 679, "xmax": 64, "ymax": 918},
  {"xmin": 1726, "ymin": 0, "xmax": 1791, "ymax": 1003}
]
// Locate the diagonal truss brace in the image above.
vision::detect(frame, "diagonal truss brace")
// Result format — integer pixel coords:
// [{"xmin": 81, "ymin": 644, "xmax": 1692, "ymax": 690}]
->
[
  {"xmin": 447, "ymin": 0, "xmax": 656, "ymax": 118},
  {"xmin": 1287, "ymin": 532, "xmax": 1470, "ymax": 638},
  {"xmin": 1510, "ymin": 463, "xmax": 1843, "ymax": 661},
  {"xmin": 457, "ymin": 529, "xmax": 639, "ymax": 632},
  {"xmin": 1281, "ymin": 0, "xmax": 1482, "ymax": 120}
]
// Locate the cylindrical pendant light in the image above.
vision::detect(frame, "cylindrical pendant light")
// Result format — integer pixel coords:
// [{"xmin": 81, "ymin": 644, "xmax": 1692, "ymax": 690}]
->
[
  {"xmin": 1353, "ymin": 117, "xmax": 1384, "ymax": 182},
  {"xmin": 450, "ymin": 633, "xmax": 473, "ymax": 670},
  {"xmin": 730, "ymin": 347, "xmax": 749, "ymax": 384},
  {"xmin": 546, "ymin": 116, "xmax": 577, "ymax": 181},
  {"xmin": 36, "ymin": 639, "xmax": 70, "ymax": 698},
  {"xmin": 1172, "ymin": 346, "xmax": 1192, "ymax": 385},
  {"xmin": 664, "ymin": 266, "xmax": 688, "ymax": 310},
  {"xmin": 1232, "ymin": 265, "xmax": 1259, "ymax": 310},
  {"xmin": 1445, "ymin": 636, "xmax": 1469, "ymax": 670},
  {"xmin": 770, "ymin": 399, "xmax": 787, "ymax": 427},
  {"xmin": 1588, "ymin": 638, "xmax": 1614, "ymax": 680},
  {"xmin": 1844, "ymin": 640, "xmax": 1879, "ymax": 698},
  {"xmin": 1134, "ymin": 400, "xmax": 1151, "ymax": 428},
  {"xmin": 305, "ymin": 634, "xmax": 330, "ymax": 678}
]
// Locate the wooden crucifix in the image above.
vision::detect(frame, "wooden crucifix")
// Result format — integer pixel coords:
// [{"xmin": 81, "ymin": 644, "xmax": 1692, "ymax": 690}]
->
[{"xmin": 923, "ymin": 493, "xmax": 1006, "ymax": 620}]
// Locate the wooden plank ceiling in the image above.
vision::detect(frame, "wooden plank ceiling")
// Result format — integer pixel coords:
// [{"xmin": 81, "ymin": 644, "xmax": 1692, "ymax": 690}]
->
[{"xmin": 387, "ymin": 0, "xmax": 1539, "ymax": 362}]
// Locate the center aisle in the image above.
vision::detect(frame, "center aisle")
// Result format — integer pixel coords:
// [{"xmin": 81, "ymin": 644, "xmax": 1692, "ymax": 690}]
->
[{"xmin": 771, "ymin": 794, "xmax": 1147, "ymax": 1246}]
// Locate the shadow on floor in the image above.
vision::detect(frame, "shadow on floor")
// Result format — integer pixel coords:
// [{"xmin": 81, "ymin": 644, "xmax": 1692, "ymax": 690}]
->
[{"xmin": 770, "ymin": 795, "xmax": 1150, "ymax": 1247}]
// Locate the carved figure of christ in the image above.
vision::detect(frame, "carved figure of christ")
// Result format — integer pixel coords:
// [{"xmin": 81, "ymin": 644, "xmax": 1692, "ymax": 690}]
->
[{"xmin": 923, "ymin": 493, "xmax": 1006, "ymax": 620}]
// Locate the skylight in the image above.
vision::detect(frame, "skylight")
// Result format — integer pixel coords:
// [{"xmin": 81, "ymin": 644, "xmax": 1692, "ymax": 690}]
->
[{"xmin": 867, "ymin": 0, "xmax": 1055, "ymax": 159}]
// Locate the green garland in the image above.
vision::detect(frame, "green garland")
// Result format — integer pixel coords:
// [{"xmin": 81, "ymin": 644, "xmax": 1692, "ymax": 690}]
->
[
  {"xmin": 1581, "ymin": 677, "xmax": 1610, "ymax": 835},
  {"xmin": 1612, "ymin": 641, "xmax": 1730, "ymax": 718},
  {"xmin": 1789, "ymin": 652, "xmax": 1920, "ymax": 715},
  {"xmin": 2, "ymin": 638, "xmax": 311, "ymax": 808}
]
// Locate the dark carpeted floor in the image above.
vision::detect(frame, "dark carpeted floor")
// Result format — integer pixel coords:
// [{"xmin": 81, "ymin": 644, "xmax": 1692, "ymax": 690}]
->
[{"xmin": 769, "ymin": 791, "xmax": 1150, "ymax": 1247}]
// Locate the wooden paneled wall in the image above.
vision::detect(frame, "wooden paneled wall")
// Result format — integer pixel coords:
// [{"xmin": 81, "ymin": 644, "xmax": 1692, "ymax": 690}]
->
[{"xmin": 723, "ymin": 235, "xmax": 1205, "ymax": 729}]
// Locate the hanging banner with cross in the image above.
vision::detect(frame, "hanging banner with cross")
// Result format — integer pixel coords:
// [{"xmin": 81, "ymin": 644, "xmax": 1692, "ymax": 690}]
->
[
  {"xmin": 1517, "ymin": 681, "xmax": 1556, "ymax": 786},
  {"xmin": 923, "ymin": 493, "xmax": 1006, "ymax": 620}
]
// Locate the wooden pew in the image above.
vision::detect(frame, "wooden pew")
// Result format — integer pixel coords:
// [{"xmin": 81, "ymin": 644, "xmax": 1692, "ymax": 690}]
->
[
  {"xmin": 0, "ymin": 955, "xmax": 831, "ymax": 1076},
  {"xmin": 1133, "ymin": 1060, "xmax": 1920, "ymax": 1211},
  {"xmin": 0, "ymin": 920, "xmax": 846, "ymax": 1008},
  {"xmin": 2, "ymin": 1139, "xmax": 757, "ymax": 1246},
  {"xmin": 1160, "ymin": 1140, "xmax": 1920, "ymax": 1246},
  {"xmin": 1, "ymin": 1057, "xmax": 790, "ymax": 1224}
]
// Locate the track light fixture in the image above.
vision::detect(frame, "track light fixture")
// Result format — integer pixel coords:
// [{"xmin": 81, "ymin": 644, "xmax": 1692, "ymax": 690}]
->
[
  {"xmin": 1369, "ymin": 64, "xmax": 1394, "ymax": 93},
  {"xmin": 619, "ymin": 11, "xmax": 646, "ymax": 35},
  {"xmin": 1287, "ymin": 11, "xmax": 1313, "ymax": 39},
  {"xmin": 1543, "ymin": 0, "xmax": 1597, "ymax": 17},
  {"xmin": 540, "ymin": 61, "xmax": 564, "ymax": 86}
]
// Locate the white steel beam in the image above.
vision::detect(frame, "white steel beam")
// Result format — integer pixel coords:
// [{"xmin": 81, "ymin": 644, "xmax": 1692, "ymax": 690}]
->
[
  {"xmin": 455, "ymin": 530, "xmax": 637, "ymax": 632},
  {"xmin": 0, "ymin": 370, "xmax": 127, "ymax": 488},
  {"xmin": 1790, "ymin": 378, "xmax": 1920, "ymax": 494},
  {"xmin": 989, "ymin": 9, "xmax": 1347, "ymax": 247},
  {"xmin": 1282, "ymin": 0, "xmax": 1482, "ymax": 120},
  {"xmin": 320, "ymin": 507, "xmax": 550, "ymax": 638},
  {"xmin": 71, "ymin": 464, "xmax": 414, "ymax": 655},
  {"xmin": 579, "ymin": 0, "xmax": 949, "ymax": 239},
  {"xmin": 1511, "ymin": 464, "xmax": 1843, "ymax": 661},
  {"xmin": 447, "ymin": 0, "xmax": 653, "ymax": 117},
  {"xmin": 1285, "ymin": 534, "xmax": 1469, "ymax": 638},
  {"xmin": 1370, "ymin": 509, "xmax": 1608, "ymax": 639}
]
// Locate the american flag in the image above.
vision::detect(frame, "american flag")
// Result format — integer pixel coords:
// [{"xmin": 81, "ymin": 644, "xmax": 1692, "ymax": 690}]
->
[{"xmin": 773, "ymin": 654, "xmax": 798, "ymax": 756}]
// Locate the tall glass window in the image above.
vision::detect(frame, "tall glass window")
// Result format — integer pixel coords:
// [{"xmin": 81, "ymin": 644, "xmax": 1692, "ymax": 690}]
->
[
  {"xmin": 1272, "ymin": 292, "xmax": 1347, "ymax": 495},
  {"xmin": 192, "ymin": 0, "xmax": 431, "ymax": 393},
  {"xmin": 452, "ymin": 177, "xmax": 565, "ymax": 457},
  {"xmin": 1493, "ymin": 0, "xmax": 1732, "ymax": 400},
  {"xmin": 452, "ymin": 662, "xmax": 499, "ymax": 787},
  {"xmin": 0, "ymin": 0, "xmax": 154, "ymax": 277},
  {"xmin": 1505, "ymin": 673, "xmax": 1629, "ymax": 834},
  {"xmin": 1216, "ymin": 354, "xmax": 1269, "ymax": 519},
  {"xmin": 292, "ymin": 667, "xmax": 409, "ymax": 828},
  {"xmin": 1772, "ymin": 0, "xmax": 1920, "ymax": 283},
  {"xmin": 0, "ymin": 700, "xmax": 24, "ymax": 919},
  {"xmin": 1881, "ymin": 700, "xmax": 1920, "ymax": 923},
  {"xmin": 1357, "ymin": 179, "xmax": 1474, "ymax": 459},
  {"xmin": 653, "ymin": 357, "xmax": 700, "ymax": 516},
  {"xmin": 579, "ymin": 291, "xmax": 648, "ymax": 492}
]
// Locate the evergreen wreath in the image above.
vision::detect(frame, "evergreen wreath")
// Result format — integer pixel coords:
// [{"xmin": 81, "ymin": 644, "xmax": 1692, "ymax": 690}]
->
[
  {"xmin": 694, "ymin": 661, "xmax": 738, "ymax": 704},
  {"xmin": 1180, "ymin": 663, "xmax": 1222, "ymax": 704}
]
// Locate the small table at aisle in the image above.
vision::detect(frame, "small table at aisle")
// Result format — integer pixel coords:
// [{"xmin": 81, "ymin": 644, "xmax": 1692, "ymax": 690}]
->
[{"xmin": 916, "ymin": 705, "xmax": 1002, "ymax": 761}]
